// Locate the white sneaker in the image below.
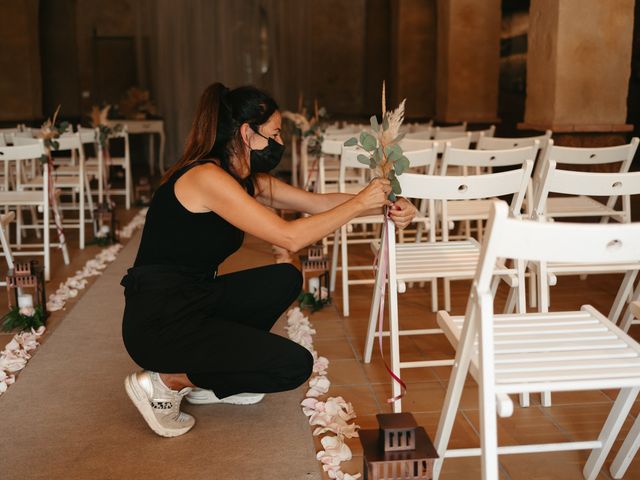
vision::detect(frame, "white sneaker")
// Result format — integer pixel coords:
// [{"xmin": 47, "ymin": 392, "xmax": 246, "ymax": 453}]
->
[
  {"xmin": 186, "ymin": 388, "xmax": 265, "ymax": 405},
  {"xmin": 125, "ymin": 371, "xmax": 195, "ymax": 437}
]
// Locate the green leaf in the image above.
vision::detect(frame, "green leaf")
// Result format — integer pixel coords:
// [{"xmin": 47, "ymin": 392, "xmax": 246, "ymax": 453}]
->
[
  {"xmin": 360, "ymin": 132, "xmax": 377, "ymax": 151},
  {"xmin": 382, "ymin": 115, "xmax": 389, "ymax": 131},
  {"xmin": 373, "ymin": 147, "xmax": 383, "ymax": 166},
  {"xmin": 390, "ymin": 176, "xmax": 401, "ymax": 194},
  {"xmin": 387, "ymin": 170, "xmax": 396, "ymax": 180},
  {"xmin": 388, "ymin": 192, "xmax": 397, "ymax": 202},
  {"xmin": 395, "ymin": 156, "xmax": 410, "ymax": 175},
  {"xmin": 385, "ymin": 144, "xmax": 402, "ymax": 161},
  {"xmin": 370, "ymin": 115, "xmax": 379, "ymax": 132},
  {"xmin": 343, "ymin": 137, "xmax": 358, "ymax": 147},
  {"xmin": 357, "ymin": 154, "xmax": 371, "ymax": 165}
]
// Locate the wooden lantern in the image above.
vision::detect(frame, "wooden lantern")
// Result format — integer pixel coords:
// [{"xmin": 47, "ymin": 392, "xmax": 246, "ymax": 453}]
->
[
  {"xmin": 300, "ymin": 244, "xmax": 331, "ymax": 301},
  {"xmin": 93, "ymin": 201, "xmax": 118, "ymax": 243},
  {"xmin": 359, "ymin": 413, "xmax": 438, "ymax": 480},
  {"xmin": 6, "ymin": 260, "xmax": 47, "ymax": 319},
  {"xmin": 135, "ymin": 177, "xmax": 152, "ymax": 205}
]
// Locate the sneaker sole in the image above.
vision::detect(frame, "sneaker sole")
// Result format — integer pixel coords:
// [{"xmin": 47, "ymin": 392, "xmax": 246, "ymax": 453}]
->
[
  {"xmin": 124, "ymin": 374, "xmax": 194, "ymax": 438},
  {"xmin": 186, "ymin": 392, "xmax": 265, "ymax": 405}
]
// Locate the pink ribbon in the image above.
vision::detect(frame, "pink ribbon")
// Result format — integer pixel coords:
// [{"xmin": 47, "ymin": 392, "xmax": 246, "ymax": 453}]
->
[{"xmin": 374, "ymin": 206, "xmax": 407, "ymax": 403}]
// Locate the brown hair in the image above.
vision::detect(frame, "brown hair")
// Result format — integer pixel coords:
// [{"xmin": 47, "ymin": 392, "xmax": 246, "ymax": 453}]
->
[{"xmin": 161, "ymin": 82, "xmax": 279, "ymax": 196}]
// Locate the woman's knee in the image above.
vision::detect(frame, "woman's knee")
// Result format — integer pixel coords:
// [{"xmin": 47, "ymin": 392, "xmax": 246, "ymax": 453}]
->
[
  {"xmin": 272, "ymin": 263, "xmax": 303, "ymax": 302},
  {"xmin": 281, "ymin": 342, "xmax": 314, "ymax": 389}
]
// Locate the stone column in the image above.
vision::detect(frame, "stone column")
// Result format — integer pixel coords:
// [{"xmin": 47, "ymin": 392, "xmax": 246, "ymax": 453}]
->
[
  {"xmin": 388, "ymin": 0, "xmax": 437, "ymax": 119},
  {"xmin": 522, "ymin": 0, "xmax": 634, "ymax": 135},
  {"xmin": 435, "ymin": 0, "xmax": 501, "ymax": 123}
]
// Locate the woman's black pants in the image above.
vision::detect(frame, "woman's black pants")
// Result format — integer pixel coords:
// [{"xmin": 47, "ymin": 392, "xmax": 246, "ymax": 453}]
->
[{"xmin": 121, "ymin": 263, "xmax": 313, "ymax": 399}]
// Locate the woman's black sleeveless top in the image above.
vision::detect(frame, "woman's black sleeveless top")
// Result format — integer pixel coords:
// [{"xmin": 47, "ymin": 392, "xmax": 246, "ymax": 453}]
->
[{"xmin": 133, "ymin": 160, "xmax": 244, "ymax": 273}]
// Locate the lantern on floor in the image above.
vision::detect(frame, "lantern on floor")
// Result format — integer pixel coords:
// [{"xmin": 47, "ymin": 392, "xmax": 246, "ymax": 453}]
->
[
  {"xmin": 359, "ymin": 412, "xmax": 438, "ymax": 480},
  {"xmin": 135, "ymin": 177, "xmax": 151, "ymax": 205},
  {"xmin": 6, "ymin": 261, "xmax": 47, "ymax": 320},
  {"xmin": 93, "ymin": 201, "xmax": 118, "ymax": 244},
  {"xmin": 300, "ymin": 243, "xmax": 331, "ymax": 303}
]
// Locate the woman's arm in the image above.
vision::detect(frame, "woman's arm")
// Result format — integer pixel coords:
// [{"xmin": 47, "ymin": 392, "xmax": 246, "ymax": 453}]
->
[
  {"xmin": 255, "ymin": 173, "xmax": 417, "ymax": 229},
  {"xmin": 187, "ymin": 164, "xmax": 391, "ymax": 252},
  {"xmin": 254, "ymin": 173, "xmax": 355, "ymax": 214}
]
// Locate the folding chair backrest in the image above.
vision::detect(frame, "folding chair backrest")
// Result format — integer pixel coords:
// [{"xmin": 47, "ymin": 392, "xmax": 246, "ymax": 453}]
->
[
  {"xmin": 406, "ymin": 134, "xmax": 470, "ymax": 153},
  {"xmin": 533, "ymin": 160, "xmax": 640, "ymax": 221},
  {"xmin": 434, "ymin": 122, "xmax": 467, "ymax": 135},
  {"xmin": 441, "ymin": 142, "xmax": 539, "ymax": 173},
  {"xmin": 321, "ymin": 138, "xmax": 344, "ymax": 156},
  {"xmin": 56, "ymin": 132, "xmax": 83, "ymax": 152},
  {"xmin": 0, "ymin": 134, "xmax": 5, "ymax": 147},
  {"xmin": 399, "ymin": 161, "xmax": 532, "ymax": 210},
  {"xmin": 469, "ymin": 125, "xmax": 496, "ymax": 144},
  {"xmin": 399, "ymin": 138, "xmax": 435, "ymax": 152},
  {"xmin": 404, "ymin": 130, "xmax": 433, "ymax": 141},
  {"xmin": 77, "ymin": 127, "xmax": 98, "ymax": 144},
  {"xmin": 543, "ymin": 138, "xmax": 638, "ymax": 169},
  {"xmin": 477, "ymin": 201, "xmax": 640, "ymax": 293},
  {"xmin": 477, "ymin": 130, "xmax": 552, "ymax": 151},
  {"xmin": 0, "ymin": 140, "xmax": 46, "ymax": 161}
]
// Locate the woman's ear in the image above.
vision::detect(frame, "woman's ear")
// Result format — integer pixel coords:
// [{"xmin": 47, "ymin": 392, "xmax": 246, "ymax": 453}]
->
[{"xmin": 239, "ymin": 123, "xmax": 252, "ymax": 148}]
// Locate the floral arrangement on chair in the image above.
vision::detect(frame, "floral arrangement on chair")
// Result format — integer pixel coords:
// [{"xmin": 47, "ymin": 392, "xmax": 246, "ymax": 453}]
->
[
  {"xmin": 343, "ymin": 83, "xmax": 409, "ymax": 201},
  {"xmin": 90, "ymin": 104, "xmax": 123, "ymax": 149},
  {"xmin": 39, "ymin": 105, "xmax": 69, "ymax": 163},
  {"xmin": 282, "ymin": 97, "xmax": 329, "ymax": 156}
]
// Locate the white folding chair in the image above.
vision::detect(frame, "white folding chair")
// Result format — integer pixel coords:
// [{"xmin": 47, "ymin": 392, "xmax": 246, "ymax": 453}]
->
[
  {"xmin": 531, "ymin": 163, "xmax": 640, "ymax": 316},
  {"xmin": 433, "ymin": 122, "xmax": 468, "ymax": 136},
  {"xmin": 330, "ymin": 144, "xmax": 438, "ymax": 316},
  {"xmin": 535, "ymin": 138, "xmax": 639, "ymax": 222},
  {"xmin": 434, "ymin": 201, "xmax": 640, "ymax": 480},
  {"xmin": 16, "ymin": 133, "xmax": 89, "ymax": 249},
  {"xmin": 0, "ymin": 141, "xmax": 55, "ymax": 280},
  {"xmin": 363, "ymin": 164, "xmax": 533, "ymax": 412},
  {"xmin": 101, "ymin": 128, "xmax": 132, "ymax": 209}
]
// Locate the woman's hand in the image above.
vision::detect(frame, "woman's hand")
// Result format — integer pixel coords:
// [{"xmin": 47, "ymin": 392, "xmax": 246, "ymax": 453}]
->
[
  {"xmin": 355, "ymin": 177, "xmax": 392, "ymax": 213},
  {"xmin": 388, "ymin": 197, "xmax": 417, "ymax": 230}
]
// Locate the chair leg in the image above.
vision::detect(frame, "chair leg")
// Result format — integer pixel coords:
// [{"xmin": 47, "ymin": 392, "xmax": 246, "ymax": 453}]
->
[
  {"xmin": 44, "ymin": 202, "xmax": 50, "ymax": 281},
  {"xmin": 16, "ymin": 206, "xmax": 23, "ymax": 245},
  {"xmin": 340, "ymin": 225, "xmax": 349, "ymax": 317},
  {"xmin": 433, "ymin": 314, "xmax": 478, "ymax": 480},
  {"xmin": 364, "ymin": 246, "xmax": 386, "ymax": 364},
  {"xmin": 125, "ymin": 161, "xmax": 132, "ymax": 209},
  {"xmin": 620, "ymin": 280, "xmax": 640, "ymax": 332},
  {"xmin": 431, "ymin": 278, "xmax": 439, "ymax": 312},
  {"xmin": 609, "ymin": 270, "xmax": 637, "ymax": 324},
  {"xmin": 387, "ymin": 256, "xmax": 402, "ymax": 413},
  {"xmin": 0, "ymin": 222, "xmax": 14, "ymax": 271},
  {"xmin": 329, "ymin": 230, "xmax": 339, "ymax": 293},
  {"xmin": 444, "ymin": 278, "xmax": 452, "ymax": 312},
  {"xmin": 610, "ymin": 409, "xmax": 640, "ymax": 479},
  {"xmin": 32, "ymin": 206, "xmax": 42, "ymax": 239},
  {"xmin": 583, "ymin": 387, "xmax": 639, "ymax": 480}
]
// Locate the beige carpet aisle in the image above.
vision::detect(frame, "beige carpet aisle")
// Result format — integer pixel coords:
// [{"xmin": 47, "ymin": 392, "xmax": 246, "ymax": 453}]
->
[{"xmin": 0, "ymin": 232, "xmax": 321, "ymax": 480}]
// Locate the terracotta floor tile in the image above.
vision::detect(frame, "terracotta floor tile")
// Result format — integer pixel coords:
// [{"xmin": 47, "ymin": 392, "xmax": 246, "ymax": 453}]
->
[
  {"xmin": 361, "ymin": 357, "xmax": 440, "ymax": 384},
  {"xmin": 326, "ymin": 358, "xmax": 370, "ymax": 386},
  {"xmin": 464, "ymin": 406, "xmax": 571, "ymax": 446},
  {"xmin": 313, "ymin": 338, "xmax": 356, "ymax": 361},
  {"xmin": 322, "ymin": 385, "xmax": 381, "ymax": 416}
]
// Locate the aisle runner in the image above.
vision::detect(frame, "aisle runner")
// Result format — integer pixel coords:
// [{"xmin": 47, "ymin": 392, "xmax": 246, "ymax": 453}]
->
[
  {"xmin": 286, "ymin": 307, "xmax": 362, "ymax": 480},
  {"xmin": 0, "ymin": 208, "xmax": 147, "ymax": 396}
]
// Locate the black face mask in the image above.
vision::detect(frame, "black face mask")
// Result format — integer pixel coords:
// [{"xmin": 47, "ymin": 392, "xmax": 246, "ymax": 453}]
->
[{"xmin": 249, "ymin": 129, "xmax": 285, "ymax": 173}]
